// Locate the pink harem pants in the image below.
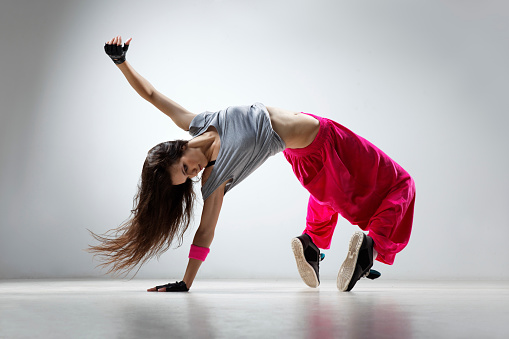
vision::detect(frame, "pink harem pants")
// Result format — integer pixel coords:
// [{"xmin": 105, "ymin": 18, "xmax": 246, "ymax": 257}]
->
[{"xmin": 283, "ymin": 113, "xmax": 416, "ymax": 265}]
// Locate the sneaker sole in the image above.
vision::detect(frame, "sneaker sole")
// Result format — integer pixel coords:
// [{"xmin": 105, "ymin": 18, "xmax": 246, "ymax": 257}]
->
[
  {"xmin": 337, "ymin": 231, "xmax": 365, "ymax": 291},
  {"xmin": 291, "ymin": 237, "xmax": 319, "ymax": 288}
]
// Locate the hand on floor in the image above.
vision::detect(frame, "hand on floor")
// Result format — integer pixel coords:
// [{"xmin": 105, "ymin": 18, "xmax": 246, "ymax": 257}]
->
[{"xmin": 147, "ymin": 281, "xmax": 189, "ymax": 292}]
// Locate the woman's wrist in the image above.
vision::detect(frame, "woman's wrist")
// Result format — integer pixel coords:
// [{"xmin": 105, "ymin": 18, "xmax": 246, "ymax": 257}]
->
[
  {"xmin": 116, "ymin": 60, "xmax": 128, "ymax": 69},
  {"xmin": 189, "ymin": 244, "xmax": 210, "ymax": 261},
  {"xmin": 183, "ymin": 257, "xmax": 204, "ymax": 289}
]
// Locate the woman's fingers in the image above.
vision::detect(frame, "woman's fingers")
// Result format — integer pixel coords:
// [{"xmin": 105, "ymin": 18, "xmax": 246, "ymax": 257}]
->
[
  {"xmin": 105, "ymin": 35, "xmax": 130, "ymax": 46},
  {"xmin": 147, "ymin": 286, "xmax": 158, "ymax": 292}
]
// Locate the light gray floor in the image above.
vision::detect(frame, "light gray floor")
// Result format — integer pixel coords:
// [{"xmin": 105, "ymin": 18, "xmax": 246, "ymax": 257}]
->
[{"xmin": 1, "ymin": 279, "xmax": 508, "ymax": 339}]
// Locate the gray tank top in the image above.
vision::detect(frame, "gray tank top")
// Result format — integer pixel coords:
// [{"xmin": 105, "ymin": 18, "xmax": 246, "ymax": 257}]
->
[{"xmin": 188, "ymin": 102, "xmax": 286, "ymax": 200}]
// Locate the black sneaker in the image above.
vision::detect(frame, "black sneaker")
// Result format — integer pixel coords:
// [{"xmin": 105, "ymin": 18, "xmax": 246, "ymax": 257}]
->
[
  {"xmin": 365, "ymin": 269, "xmax": 381, "ymax": 280},
  {"xmin": 337, "ymin": 231, "xmax": 374, "ymax": 292},
  {"xmin": 291, "ymin": 233, "xmax": 322, "ymax": 288}
]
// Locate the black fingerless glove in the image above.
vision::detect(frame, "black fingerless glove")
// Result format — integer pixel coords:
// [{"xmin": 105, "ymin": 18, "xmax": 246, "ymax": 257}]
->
[
  {"xmin": 155, "ymin": 281, "xmax": 189, "ymax": 292},
  {"xmin": 104, "ymin": 43, "xmax": 129, "ymax": 65}
]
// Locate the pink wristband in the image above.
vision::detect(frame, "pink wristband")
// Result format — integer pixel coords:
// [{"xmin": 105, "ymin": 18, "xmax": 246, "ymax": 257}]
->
[{"xmin": 189, "ymin": 244, "xmax": 210, "ymax": 261}]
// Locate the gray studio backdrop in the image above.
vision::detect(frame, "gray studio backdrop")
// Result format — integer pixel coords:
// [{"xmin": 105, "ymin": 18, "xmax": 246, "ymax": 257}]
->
[{"xmin": 1, "ymin": 0, "xmax": 508, "ymax": 280}]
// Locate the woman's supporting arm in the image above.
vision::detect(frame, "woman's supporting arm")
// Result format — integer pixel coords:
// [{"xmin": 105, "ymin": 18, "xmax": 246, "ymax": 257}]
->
[
  {"xmin": 147, "ymin": 181, "xmax": 226, "ymax": 292},
  {"xmin": 181, "ymin": 181, "xmax": 227, "ymax": 288}
]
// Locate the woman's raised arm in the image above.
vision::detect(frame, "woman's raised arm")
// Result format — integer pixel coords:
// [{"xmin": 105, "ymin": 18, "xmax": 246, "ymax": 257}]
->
[{"xmin": 105, "ymin": 35, "xmax": 197, "ymax": 131}]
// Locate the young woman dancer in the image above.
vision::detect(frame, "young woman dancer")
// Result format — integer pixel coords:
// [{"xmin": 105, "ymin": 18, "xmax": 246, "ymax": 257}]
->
[{"xmin": 88, "ymin": 36, "xmax": 416, "ymax": 292}]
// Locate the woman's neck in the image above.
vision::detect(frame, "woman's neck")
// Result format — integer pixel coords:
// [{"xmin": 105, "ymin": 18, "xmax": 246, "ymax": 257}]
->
[{"xmin": 188, "ymin": 132, "xmax": 217, "ymax": 162}]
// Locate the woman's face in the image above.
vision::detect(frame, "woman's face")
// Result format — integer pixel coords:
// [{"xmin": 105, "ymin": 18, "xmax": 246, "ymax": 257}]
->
[{"xmin": 168, "ymin": 147, "xmax": 205, "ymax": 185}]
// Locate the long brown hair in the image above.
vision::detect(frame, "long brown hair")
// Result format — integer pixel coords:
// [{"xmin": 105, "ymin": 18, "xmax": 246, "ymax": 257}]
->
[{"xmin": 86, "ymin": 140, "xmax": 196, "ymax": 277}]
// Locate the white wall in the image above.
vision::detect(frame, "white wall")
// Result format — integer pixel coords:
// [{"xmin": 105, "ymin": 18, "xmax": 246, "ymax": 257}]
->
[{"xmin": 1, "ymin": 0, "xmax": 508, "ymax": 280}]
